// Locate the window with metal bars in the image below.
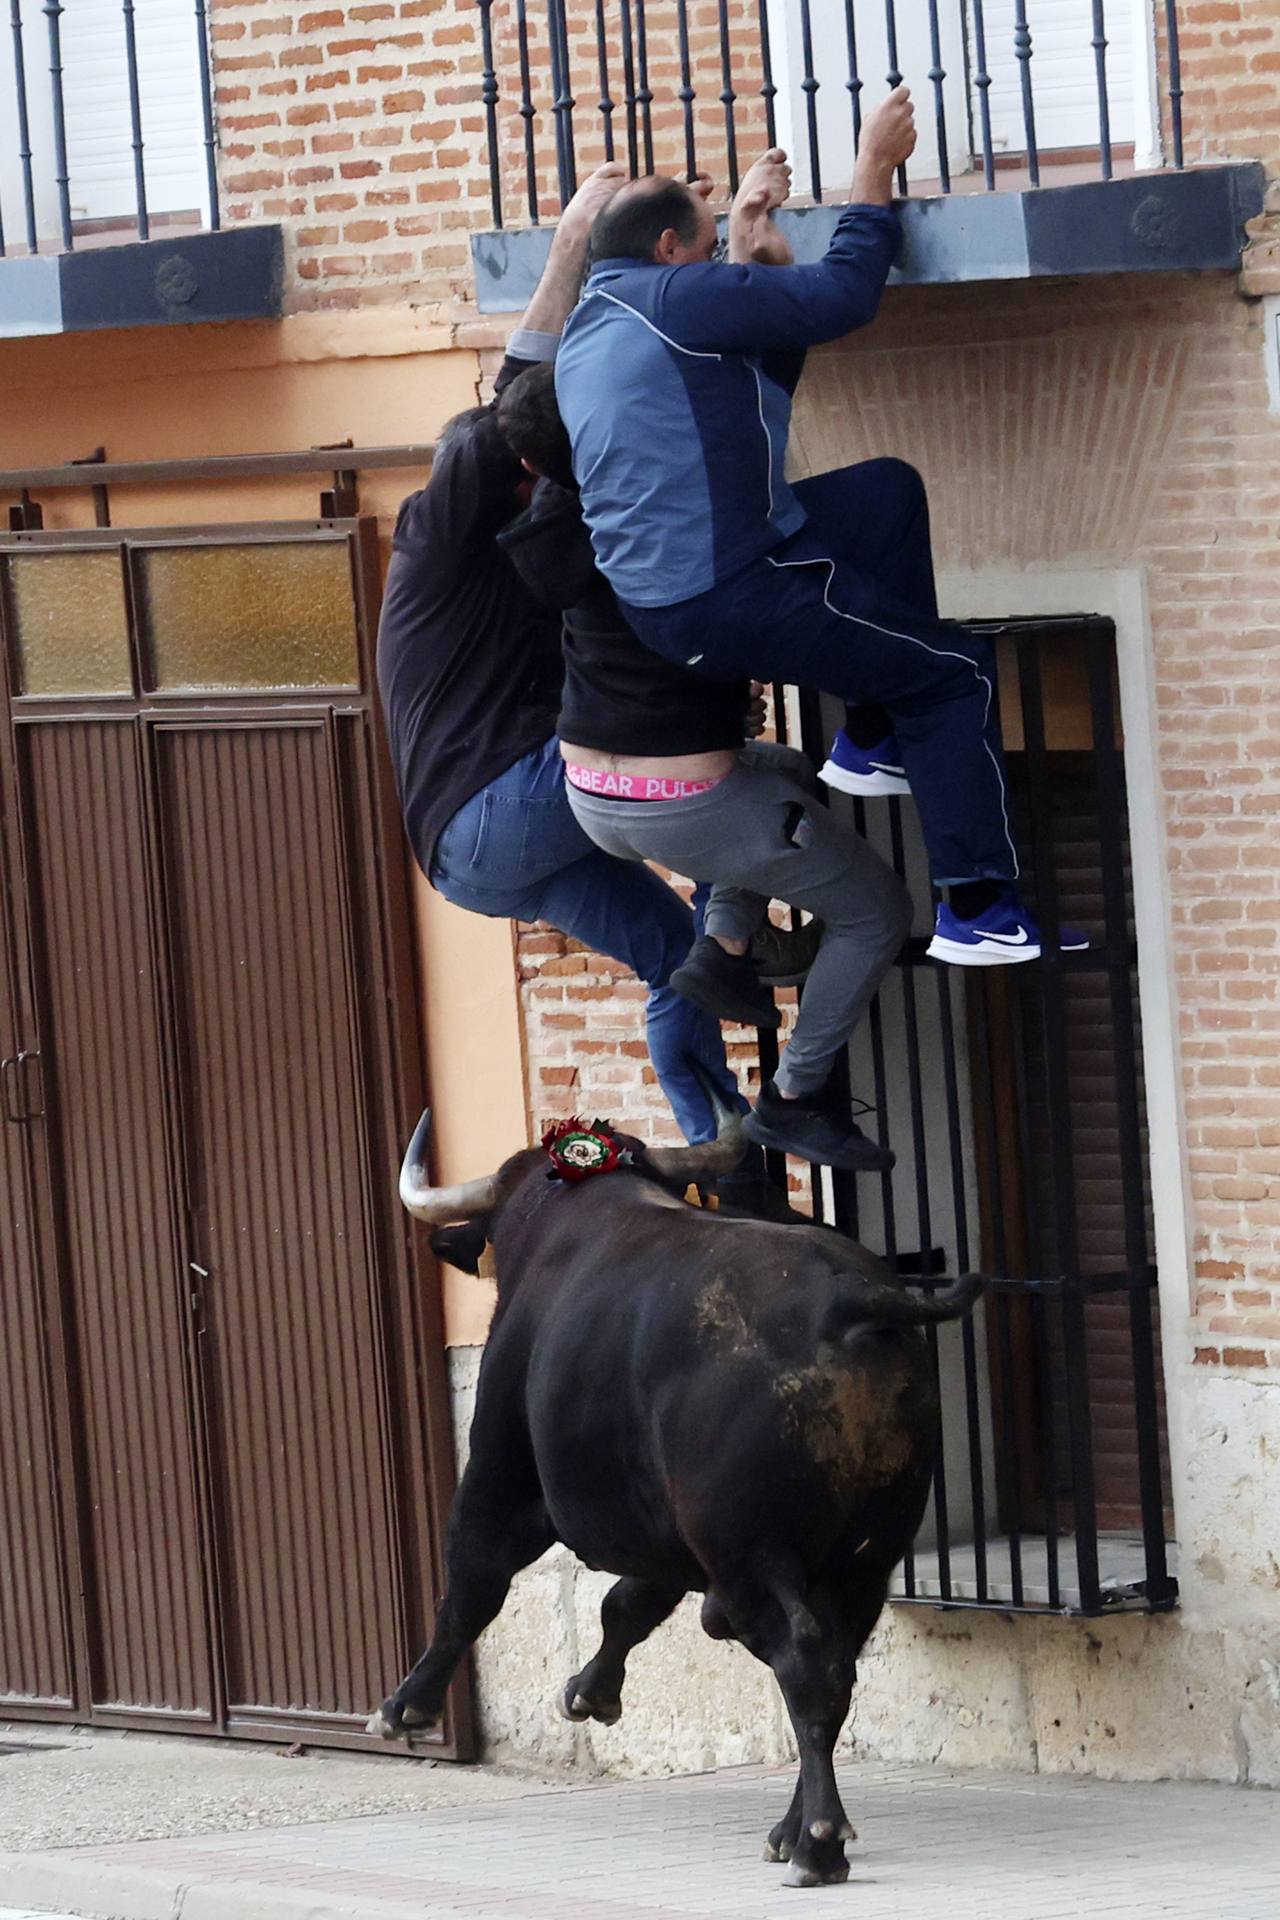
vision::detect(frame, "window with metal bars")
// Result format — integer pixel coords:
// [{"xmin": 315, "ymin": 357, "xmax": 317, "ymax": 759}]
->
[{"xmin": 772, "ymin": 615, "xmax": 1176, "ymax": 1618}]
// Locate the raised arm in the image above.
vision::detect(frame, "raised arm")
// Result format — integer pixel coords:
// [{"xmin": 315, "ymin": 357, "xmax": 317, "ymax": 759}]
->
[
  {"xmin": 507, "ymin": 162, "xmax": 630, "ymax": 363},
  {"xmin": 653, "ymin": 90, "xmax": 917, "ymax": 354}
]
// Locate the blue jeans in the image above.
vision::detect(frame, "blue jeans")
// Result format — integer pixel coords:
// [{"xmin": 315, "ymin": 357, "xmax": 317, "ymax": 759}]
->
[
  {"xmin": 429, "ymin": 738, "xmax": 746, "ymax": 1145},
  {"xmin": 623, "ymin": 459, "xmax": 1018, "ymax": 887}
]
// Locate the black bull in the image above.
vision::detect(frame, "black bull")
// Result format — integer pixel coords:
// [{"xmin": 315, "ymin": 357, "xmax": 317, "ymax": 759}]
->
[{"xmin": 370, "ymin": 1103, "xmax": 981, "ymax": 1888}]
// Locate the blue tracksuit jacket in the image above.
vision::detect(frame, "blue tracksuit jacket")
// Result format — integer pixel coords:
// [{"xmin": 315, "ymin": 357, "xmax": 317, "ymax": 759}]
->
[{"xmin": 554, "ymin": 202, "xmax": 901, "ymax": 608}]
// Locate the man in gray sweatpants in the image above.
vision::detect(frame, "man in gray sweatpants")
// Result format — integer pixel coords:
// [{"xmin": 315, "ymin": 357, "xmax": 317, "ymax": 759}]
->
[
  {"xmin": 568, "ymin": 742, "xmax": 911, "ymax": 1170},
  {"xmin": 495, "ymin": 352, "xmax": 910, "ymax": 1174}
]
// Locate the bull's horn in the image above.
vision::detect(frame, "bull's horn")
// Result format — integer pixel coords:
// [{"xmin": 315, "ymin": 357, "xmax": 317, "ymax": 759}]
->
[
  {"xmin": 644, "ymin": 1062, "xmax": 747, "ymax": 1184},
  {"xmin": 399, "ymin": 1109, "xmax": 498, "ymax": 1224}
]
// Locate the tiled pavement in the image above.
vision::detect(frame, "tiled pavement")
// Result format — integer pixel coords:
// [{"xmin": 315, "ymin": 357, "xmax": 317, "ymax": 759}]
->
[{"xmin": 1, "ymin": 1758, "xmax": 1278, "ymax": 1920}]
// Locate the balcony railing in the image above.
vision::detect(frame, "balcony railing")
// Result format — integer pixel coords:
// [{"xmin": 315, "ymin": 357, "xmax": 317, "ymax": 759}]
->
[
  {"xmin": 475, "ymin": 0, "xmax": 1190, "ymax": 228},
  {"xmin": 0, "ymin": 0, "xmax": 219, "ymax": 257}
]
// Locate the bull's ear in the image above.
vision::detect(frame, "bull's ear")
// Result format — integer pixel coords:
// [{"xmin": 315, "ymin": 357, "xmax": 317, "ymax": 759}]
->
[{"xmin": 428, "ymin": 1220, "xmax": 490, "ymax": 1275}]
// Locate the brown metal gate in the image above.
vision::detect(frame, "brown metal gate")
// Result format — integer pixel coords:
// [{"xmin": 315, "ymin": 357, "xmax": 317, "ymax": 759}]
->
[{"xmin": 0, "ymin": 521, "xmax": 470, "ymax": 1753}]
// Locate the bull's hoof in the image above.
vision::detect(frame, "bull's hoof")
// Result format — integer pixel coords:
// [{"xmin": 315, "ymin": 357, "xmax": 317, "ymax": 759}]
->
[
  {"xmin": 559, "ymin": 1678, "xmax": 622, "ymax": 1725},
  {"xmin": 808, "ymin": 1818, "xmax": 857, "ymax": 1843},
  {"xmin": 366, "ymin": 1698, "xmax": 438, "ymax": 1740},
  {"xmin": 762, "ymin": 1839, "xmax": 793, "ymax": 1864},
  {"xmin": 783, "ymin": 1858, "xmax": 850, "ymax": 1889}
]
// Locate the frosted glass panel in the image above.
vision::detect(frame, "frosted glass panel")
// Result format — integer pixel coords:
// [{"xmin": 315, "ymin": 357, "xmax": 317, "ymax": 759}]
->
[
  {"xmin": 139, "ymin": 543, "xmax": 359, "ymax": 691},
  {"xmin": 6, "ymin": 552, "xmax": 131, "ymax": 696}
]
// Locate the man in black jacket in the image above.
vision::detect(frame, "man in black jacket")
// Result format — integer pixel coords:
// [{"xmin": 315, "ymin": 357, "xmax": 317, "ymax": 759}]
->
[{"xmin": 377, "ymin": 161, "xmax": 799, "ymax": 1178}]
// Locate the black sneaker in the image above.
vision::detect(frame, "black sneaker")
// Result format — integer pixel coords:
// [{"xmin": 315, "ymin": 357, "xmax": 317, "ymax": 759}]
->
[
  {"xmin": 670, "ymin": 937, "xmax": 781, "ymax": 1030},
  {"xmin": 743, "ymin": 1081, "xmax": 895, "ymax": 1173},
  {"xmin": 750, "ymin": 918, "xmax": 823, "ymax": 989}
]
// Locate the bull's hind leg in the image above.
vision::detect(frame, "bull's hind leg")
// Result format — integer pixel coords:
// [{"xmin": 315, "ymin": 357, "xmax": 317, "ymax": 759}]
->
[
  {"xmin": 369, "ymin": 1444, "xmax": 553, "ymax": 1740},
  {"xmin": 708, "ymin": 1574, "xmax": 858, "ymax": 1886},
  {"xmin": 770, "ymin": 1627, "xmax": 857, "ymax": 1889},
  {"xmin": 561, "ymin": 1577, "xmax": 685, "ymax": 1725}
]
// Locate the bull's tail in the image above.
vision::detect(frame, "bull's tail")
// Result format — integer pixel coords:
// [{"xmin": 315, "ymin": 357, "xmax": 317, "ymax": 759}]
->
[{"xmin": 823, "ymin": 1272, "xmax": 985, "ymax": 1340}]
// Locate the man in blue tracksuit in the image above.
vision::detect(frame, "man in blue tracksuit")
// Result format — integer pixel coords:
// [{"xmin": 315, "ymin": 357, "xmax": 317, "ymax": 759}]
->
[{"xmin": 555, "ymin": 88, "xmax": 1085, "ymax": 967}]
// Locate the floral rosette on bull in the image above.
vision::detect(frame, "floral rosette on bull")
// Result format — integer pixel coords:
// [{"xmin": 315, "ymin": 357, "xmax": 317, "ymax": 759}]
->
[{"xmin": 541, "ymin": 1116, "xmax": 631, "ymax": 1183}]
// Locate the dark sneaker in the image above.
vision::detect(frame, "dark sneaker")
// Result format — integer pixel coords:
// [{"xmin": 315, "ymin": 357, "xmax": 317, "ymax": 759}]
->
[
  {"xmin": 818, "ymin": 729, "xmax": 910, "ymax": 797},
  {"xmin": 743, "ymin": 1082, "xmax": 895, "ymax": 1173},
  {"xmin": 927, "ymin": 892, "xmax": 1090, "ymax": 967},
  {"xmin": 750, "ymin": 917, "xmax": 823, "ymax": 988},
  {"xmin": 670, "ymin": 936, "xmax": 781, "ymax": 1029}
]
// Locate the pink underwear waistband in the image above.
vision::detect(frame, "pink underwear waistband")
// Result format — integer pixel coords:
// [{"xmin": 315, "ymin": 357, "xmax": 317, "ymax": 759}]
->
[{"xmin": 564, "ymin": 762, "xmax": 726, "ymax": 802}]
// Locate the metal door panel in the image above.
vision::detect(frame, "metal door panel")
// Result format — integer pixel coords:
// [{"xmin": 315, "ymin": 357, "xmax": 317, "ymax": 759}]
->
[
  {"xmin": 155, "ymin": 716, "xmax": 405, "ymax": 1725},
  {"xmin": 17, "ymin": 717, "xmax": 215, "ymax": 1717}
]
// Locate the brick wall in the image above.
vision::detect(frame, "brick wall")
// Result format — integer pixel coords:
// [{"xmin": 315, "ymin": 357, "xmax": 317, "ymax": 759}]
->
[
  {"xmin": 209, "ymin": 0, "xmax": 767, "ymax": 317},
  {"xmin": 211, "ymin": 0, "xmax": 493, "ymax": 315}
]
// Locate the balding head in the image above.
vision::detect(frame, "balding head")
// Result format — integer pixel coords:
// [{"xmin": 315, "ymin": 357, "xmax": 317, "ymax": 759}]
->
[{"xmin": 589, "ymin": 174, "xmax": 718, "ymax": 268}]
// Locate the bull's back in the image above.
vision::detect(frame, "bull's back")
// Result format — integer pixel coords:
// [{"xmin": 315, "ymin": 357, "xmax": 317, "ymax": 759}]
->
[{"xmin": 504, "ymin": 1186, "xmax": 939, "ymax": 1584}]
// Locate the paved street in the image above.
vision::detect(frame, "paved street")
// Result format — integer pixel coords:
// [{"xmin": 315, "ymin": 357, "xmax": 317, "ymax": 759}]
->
[{"xmin": 1, "ymin": 1757, "xmax": 1278, "ymax": 1920}]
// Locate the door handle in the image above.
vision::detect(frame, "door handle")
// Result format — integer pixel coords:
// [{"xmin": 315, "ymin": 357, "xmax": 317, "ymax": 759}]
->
[{"xmin": 1, "ymin": 1050, "xmax": 44, "ymax": 1123}]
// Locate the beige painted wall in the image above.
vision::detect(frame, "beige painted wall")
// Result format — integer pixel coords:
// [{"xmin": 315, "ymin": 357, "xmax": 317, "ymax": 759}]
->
[{"xmin": 0, "ymin": 311, "xmax": 523, "ymax": 1350}]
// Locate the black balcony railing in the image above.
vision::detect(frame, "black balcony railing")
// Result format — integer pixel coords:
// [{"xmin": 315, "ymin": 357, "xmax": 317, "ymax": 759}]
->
[
  {"xmin": 0, "ymin": 0, "xmax": 220, "ymax": 258},
  {"xmin": 477, "ymin": 0, "xmax": 1187, "ymax": 227},
  {"xmin": 767, "ymin": 618, "xmax": 1176, "ymax": 1617}
]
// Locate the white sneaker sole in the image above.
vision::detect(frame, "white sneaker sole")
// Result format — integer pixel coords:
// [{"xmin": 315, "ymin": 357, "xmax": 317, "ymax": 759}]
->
[
  {"xmin": 926, "ymin": 935, "xmax": 1042, "ymax": 966},
  {"xmin": 818, "ymin": 759, "xmax": 911, "ymax": 797}
]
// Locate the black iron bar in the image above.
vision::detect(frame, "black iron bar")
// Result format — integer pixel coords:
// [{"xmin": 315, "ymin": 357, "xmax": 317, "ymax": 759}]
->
[
  {"xmin": 10, "ymin": 0, "xmax": 38, "ymax": 254},
  {"xmin": 888, "ymin": 807, "xmax": 950, "ymax": 1601},
  {"xmin": 1012, "ymin": 0, "xmax": 1040, "ymax": 187},
  {"xmin": 970, "ymin": 983, "xmax": 1025, "ymax": 1606},
  {"xmin": 925, "ymin": 0, "xmax": 951, "ymax": 192},
  {"xmin": 1086, "ymin": 628, "xmax": 1174, "ymax": 1606},
  {"xmin": 477, "ymin": 0, "xmax": 503, "ymax": 227},
  {"xmin": 42, "ymin": 0, "xmax": 73, "ymax": 250},
  {"xmin": 121, "ymin": 0, "xmax": 150, "ymax": 239},
  {"xmin": 935, "ymin": 966, "xmax": 989, "ymax": 1598},
  {"xmin": 969, "ymin": 0, "xmax": 996, "ymax": 190},
  {"xmin": 756, "ymin": 0, "xmax": 776, "ymax": 149},
  {"xmin": 843, "ymin": 0, "xmax": 863, "ymax": 153},
  {"xmin": 717, "ymin": 0, "xmax": 739, "ymax": 195},
  {"xmin": 546, "ymin": 0, "xmax": 577, "ymax": 206},
  {"xmin": 636, "ymin": 0, "xmax": 654, "ymax": 174},
  {"xmin": 516, "ymin": 0, "xmax": 539, "ymax": 221},
  {"xmin": 594, "ymin": 0, "xmax": 616, "ymax": 162},
  {"xmin": 192, "ymin": 0, "xmax": 220, "ymax": 229},
  {"xmin": 854, "ymin": 798, "xmax": 899, "ymax": 1270},
  {"xmin": 675, "ymin": 0, "xmax": 697, "ymax": 182},
  {"xmin": 1017, "ymin": 637, "xmax": 1100, "ymax": 1611},
  {"xmin": 798, "ymin": 0, "xmax": 822, "ymax": 202},
  {"xmin": 1164, "ymin": 0, "xmax": 1184, "ymax": 167},
  {"xmin": 882, "ymin": 0, "xmax": 908, "ymax": 194},
  {"xmin": 619, "ymin": 0, "xmax": 639, "ymax": 177},
  {"xmin": 1009, "ymin": 982, "xmax": 1063, "ymax": 1611},
  {"xmin": 798, "ymin": 690, "xmax": 858, "ymax": 1236},
  {"xmin": 1090, "ymin": 0, "xmax": 1114, "ymax": 180}
]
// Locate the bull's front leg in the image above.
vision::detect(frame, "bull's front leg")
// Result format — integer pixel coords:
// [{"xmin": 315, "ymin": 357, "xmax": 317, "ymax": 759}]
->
[
  {"xmin": 369, "ymin": 1448, "xmax": 554, "ymax": 1740},
  {"xmin": 561, "ymin": 1577, "xmax": 685, "ymax": 1726}
]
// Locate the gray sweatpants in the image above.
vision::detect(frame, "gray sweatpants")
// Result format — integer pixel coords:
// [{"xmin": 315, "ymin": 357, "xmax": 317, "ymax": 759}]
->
[{"xmin": 565, "ymin": 741, "xmax": 912, "ymax": 1098}]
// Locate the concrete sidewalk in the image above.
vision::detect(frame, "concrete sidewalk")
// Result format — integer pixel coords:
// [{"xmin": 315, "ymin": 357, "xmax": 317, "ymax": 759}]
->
[{"xmin": 1, "ymin": 1756, "xmax": 1278, "ymax": 1920}]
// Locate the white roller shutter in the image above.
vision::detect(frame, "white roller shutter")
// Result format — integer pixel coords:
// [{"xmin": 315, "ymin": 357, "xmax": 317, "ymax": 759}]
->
[{"xmin": 975, "ymin": 0, "xmax": 1135, "ymax": 154}]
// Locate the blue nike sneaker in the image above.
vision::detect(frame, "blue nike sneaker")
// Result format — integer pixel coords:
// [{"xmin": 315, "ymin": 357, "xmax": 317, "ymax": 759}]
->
[
  {"xmin": 927, "ymin": 892, "xmax": 1090, "ymax": 966},
  {"xmin": 818, "ymin": 729, "xmax": 911, "ymax": 797}
]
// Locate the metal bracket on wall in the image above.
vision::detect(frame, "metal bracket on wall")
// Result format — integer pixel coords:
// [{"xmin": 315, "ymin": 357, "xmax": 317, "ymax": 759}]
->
[
  {"xmin": 1, "ymin": 1049, "xmax": 44, "ymax": 1123},
  {"xmin": 315, "ymin": 441, "xmax": 360, "ymax": 519},
  {"xmin": 70, "ymin": 448, "xmax": 111, "ymax": 528},
  {"xmin": 7, "ymin": 489, "xmax": 43, "ymax": 531}
]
